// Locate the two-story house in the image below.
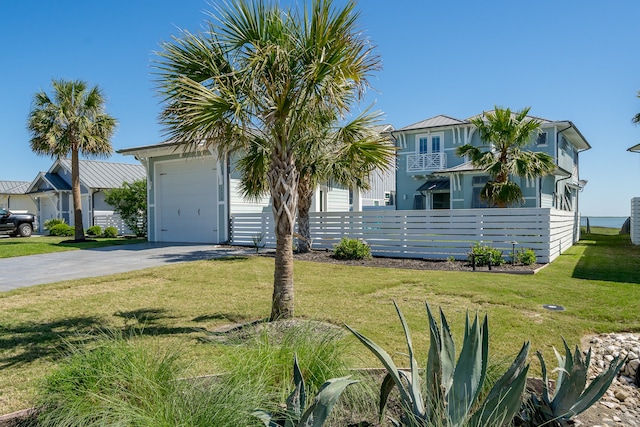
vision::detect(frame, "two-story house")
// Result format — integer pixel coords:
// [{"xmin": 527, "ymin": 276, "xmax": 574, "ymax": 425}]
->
[{"xmin": 393, "ymin": 112, "xmax": 590, "ymax": 211}]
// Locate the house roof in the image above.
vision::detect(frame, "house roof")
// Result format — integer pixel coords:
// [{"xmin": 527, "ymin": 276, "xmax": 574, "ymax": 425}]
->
[
  {"xmin": 0, "ymin": 181, "xmax": 30, "ymax": 194},
  {"xmin": 55, "ymin": 159, "xmax": 146, "ymax": 189},
  {"xmin": 398, "ymin": 115, "xmax": 467, "ymax": 131},
  {"xmin": 628, "ymin": 143, "xmax": 640, "ymax": 153}
]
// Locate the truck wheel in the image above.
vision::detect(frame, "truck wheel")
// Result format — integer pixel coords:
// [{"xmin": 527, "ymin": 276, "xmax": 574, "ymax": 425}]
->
[{"xmin": 18, "ymin": 223, "xmax": 33, "ymax": 237}]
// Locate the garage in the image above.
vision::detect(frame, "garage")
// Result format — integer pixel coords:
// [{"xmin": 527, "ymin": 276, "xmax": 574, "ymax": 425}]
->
[{"xmin": 155, "ymin": 159, "xmax": 219, "ymax": 243}]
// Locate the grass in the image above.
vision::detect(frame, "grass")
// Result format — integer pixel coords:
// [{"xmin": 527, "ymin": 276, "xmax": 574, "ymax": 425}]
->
[
  {"xmin": 0, "ymin": 236, "xmax": 146, "ymax": 258},
  {"xmin": 0, "ymin": 228, "xmax": 639, "ymax": 415}
]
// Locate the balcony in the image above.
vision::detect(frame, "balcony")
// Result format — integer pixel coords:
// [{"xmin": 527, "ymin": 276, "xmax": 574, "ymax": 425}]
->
[{"xmin": 407, "ymin": 152, "xmax": 447, "ymax": 172}]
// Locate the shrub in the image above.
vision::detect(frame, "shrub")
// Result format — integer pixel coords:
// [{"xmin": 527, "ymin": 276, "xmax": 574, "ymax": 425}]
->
[
  {"xmin": 468, "ymin": 242, "xmax": 504, "ymax": 266},
  {"xmin": 86, "ymin": 225, "xmax": 102, "ymax": 236},
  {"xmin": 104, "ymin": 179, "xmax": 147, "ymax": 237},
  {"xmin": 48, "ymin": 223, "xmax": 74, "ymax": 237},
  {"xmin": 517, "ymin": 248, "xmax": 537, "ymax": 265},
  {"xmin": 102, "ymin": 226, "xmax": 118, "ymax": 238},
  {"xmin": 43, "ymin": 218, "xmax": 66, "ymax": 232},
  {"xmin": 333, "ymin": 237, "xmax": 371, "ymax": 260}
]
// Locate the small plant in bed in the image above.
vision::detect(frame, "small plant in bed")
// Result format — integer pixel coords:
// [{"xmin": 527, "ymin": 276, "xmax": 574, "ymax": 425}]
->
[{"xmin": 333, "ymin": 237, "xmax": 371, "ymax": 260}]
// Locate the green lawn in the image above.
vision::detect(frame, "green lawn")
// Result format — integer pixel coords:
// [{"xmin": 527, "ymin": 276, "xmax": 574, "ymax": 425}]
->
[
  {"xmin": 0, "ymin": 229, "xmax": 638, "ymax": 414},
  {"xmin": 0, "ymin": 236, "xmax": 146, "ymax": 258}
]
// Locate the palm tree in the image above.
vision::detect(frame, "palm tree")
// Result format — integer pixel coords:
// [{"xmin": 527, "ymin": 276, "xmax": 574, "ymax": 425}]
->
[
  {"xmin": 456, "ymin": 107, "xmax": 555, "ymax": 207},
  {"xmin": 633, "ymin": 91, "xmax": 640, "ymax": 124},
  {"xmin": 155, "ymin": 0, "xmax": 380, "ymax": 320},
  {"xmin": 28, "ymin": 79, "xmax": 117, "ymax": 241},
  {"xmin": 238, "ymin": 110, "xmax": 395, "ymax": 253}
]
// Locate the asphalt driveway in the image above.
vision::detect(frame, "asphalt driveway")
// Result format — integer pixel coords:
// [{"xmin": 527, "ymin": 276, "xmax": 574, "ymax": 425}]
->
[{"xmin": 0, "ymin": 242, "xmax": 255, "ymax": 292}]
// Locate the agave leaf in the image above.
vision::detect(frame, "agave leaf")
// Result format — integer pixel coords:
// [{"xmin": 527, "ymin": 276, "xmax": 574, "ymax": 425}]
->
[
  {"xmin": 447, "ymin": 313, "xmax": 484, "ymax": 426},
  {"xmin": 393, "ymin": 300, "xmax": 426, "ymax": 417},
  {"xmin": 345, "ymin": 325, "xmax": 413, "ymax": 406},
  {"xmin": 298, "ymin": 377, "xmax": 358, "ymax": 427},
  {"xmin": 379, "ymin": 373, "xmax": 397, "ymax": 420},
  {"xmin": 473, "ymin": 315, "xmax": 490, "ymax": 406},
  {"xmin": 552, "ymin": 343, "xmax": 587, "ymax": 415},
  {"xmin": 568, "ymin": 356, "xmax": 624, "ymax": 416},
  {"xmin": 468, "ymin": 362, "xmax": 529, "ymax": 427},
  {"xmin": 484, "ymin": 342, "xmax": 530, "ymax": 404},
  {"xmin": 536, "ymin": 350, "xmax": 551, "ymax": 404},
  {"xmin": 440, "ymin": 308, "xmax": 456, "ymax": 395},
  {"xmin": 285, "ymin": 355, "xmax": 306, "ymax": 426},
  {"xmin": 425, "ymin": 303, "xmax": 444, "ymax": 421},
  {"xmin": 252, "ymin": 410, "xmax": 279, "ymax": 427}
]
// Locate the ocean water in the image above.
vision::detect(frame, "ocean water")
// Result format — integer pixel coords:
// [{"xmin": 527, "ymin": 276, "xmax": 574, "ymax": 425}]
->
[{"xmin": 580, "ymin": 216, "xmax": 628, "ymax": 229}]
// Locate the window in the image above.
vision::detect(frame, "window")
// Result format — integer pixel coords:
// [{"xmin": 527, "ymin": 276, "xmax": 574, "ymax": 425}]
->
[
  {"xmin": 431, "ymin": 135, "xmax": 441, "ymax": 152},
  {"xmin": 416, "ymin": 133, "xmax": 444, "ymax": 154},
  {"xmin": 536, "ymin": 132, "xmax": 547, "ymax": 146},
  {"xmin": 419, "ymin": 137, "xmax": 429, "ymax": 154},
  {"xmin": 472, "ymin": 176, "xmax": 489, "ymax": 186}
]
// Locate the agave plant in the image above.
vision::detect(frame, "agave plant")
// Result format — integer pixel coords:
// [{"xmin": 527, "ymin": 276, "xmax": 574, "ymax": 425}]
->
[
  {"xmin": 517, "ymin": 339, "xmax": 624, "ymax": 426},
  {"xmin": 253, "ymin": 355, "xmax": 357, "ymax": 427},
  {"xmin": 346, "ymin": 301, "xmax": 530, "ymax": 427}
]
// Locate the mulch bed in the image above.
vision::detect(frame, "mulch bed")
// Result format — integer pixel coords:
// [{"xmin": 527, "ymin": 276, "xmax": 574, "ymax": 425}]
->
[{"xmin": 258, "ymin": 248, "xmax": 545, "ymax": 274}]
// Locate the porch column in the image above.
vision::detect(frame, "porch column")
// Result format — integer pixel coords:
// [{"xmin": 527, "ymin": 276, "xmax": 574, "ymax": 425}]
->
[{"xmin": 352, "ymin": 187, "xmax": 363, "ymax": 212}]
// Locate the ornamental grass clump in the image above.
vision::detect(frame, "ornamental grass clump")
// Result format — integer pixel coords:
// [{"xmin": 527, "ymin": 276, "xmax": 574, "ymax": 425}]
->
[{"xmin": 36, "ymin": 329, "xmax": 263, "ymax": 427}]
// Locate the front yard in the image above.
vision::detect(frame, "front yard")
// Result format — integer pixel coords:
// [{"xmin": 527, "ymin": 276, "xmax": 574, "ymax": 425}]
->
[
  {"xmin": 0, "ymin": 229, "xmax": 638, "ymax": 416},
  {"xmin": 0, "ymin": 236, "xmax": 145, "ymax": 258}
]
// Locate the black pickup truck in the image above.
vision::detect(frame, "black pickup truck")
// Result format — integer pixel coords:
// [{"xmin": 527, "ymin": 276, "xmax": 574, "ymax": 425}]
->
[{"xmin": 0, "ymin": 208, "xmax": 35, "ymax": 237}]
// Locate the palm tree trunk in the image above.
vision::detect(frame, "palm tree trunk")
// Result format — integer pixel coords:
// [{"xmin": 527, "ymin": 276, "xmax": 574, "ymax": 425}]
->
[
  {"xmin": 296, "ymin": 176, "xmax": 314, "ymax": 253},
  {"xmin": 268, "ymin": 151, "xmax": 298, "ymax": 321},
  {"xmin": 71, "ymin": 148, "xmax": 85, "ymax": 241}
]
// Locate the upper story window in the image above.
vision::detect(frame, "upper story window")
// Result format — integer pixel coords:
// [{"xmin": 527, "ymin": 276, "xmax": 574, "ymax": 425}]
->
[
  {"xmin": 416, "ymin": 132, "xmax": 444, "ymax": 154},
  {"xmin": 536, "ymin": 131, "xmax": 548, "ymax": 146}
]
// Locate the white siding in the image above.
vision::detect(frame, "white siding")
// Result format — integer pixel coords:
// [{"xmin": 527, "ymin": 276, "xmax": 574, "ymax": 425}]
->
[{"xmin": 229, "ymin": 178, "xmax": 271, "ymax": 214}]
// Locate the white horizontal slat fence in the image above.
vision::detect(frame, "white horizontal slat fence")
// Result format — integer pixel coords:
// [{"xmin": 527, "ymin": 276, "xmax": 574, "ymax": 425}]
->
[
  {"xmin": 230, "ymin": 208, "xmax": 579, "ymax": 263},
  {"xmin": 632, "ymin": 198, "xmax": 640, "ymax": 245},
  {"xmin": 93, "ymin": 214, "xmax": 134, "ymax": 236}
]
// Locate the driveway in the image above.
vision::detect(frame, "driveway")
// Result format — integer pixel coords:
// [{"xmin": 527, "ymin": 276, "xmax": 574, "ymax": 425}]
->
[{"xmin": 0, "ymin": 242, "xmax": 256, "ymax": 292}]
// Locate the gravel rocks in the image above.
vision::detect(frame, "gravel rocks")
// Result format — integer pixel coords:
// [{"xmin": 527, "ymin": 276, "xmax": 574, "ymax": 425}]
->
[{"xmin": 575, "ymin": 333, "xmax": 640, "ymax": 426}]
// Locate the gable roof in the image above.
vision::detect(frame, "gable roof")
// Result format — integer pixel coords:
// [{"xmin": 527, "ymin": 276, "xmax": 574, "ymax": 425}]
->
[
  {"xmin": 55, "ymin": 159, "xmax": 146, "ymax": 189},
  {"xmin": 0, "ymin": 181, "xmax": 30, "ymax": 194}
]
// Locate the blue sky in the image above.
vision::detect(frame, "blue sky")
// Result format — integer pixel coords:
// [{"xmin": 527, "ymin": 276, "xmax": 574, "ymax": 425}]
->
[{"xmin": 1, "ymin": 0, "xmax": 639, "ymax": 216}]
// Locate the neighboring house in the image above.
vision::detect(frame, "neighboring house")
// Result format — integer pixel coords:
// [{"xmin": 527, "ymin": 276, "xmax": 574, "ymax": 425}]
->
[
  {"xmin": 25, "ymin": 158, "xmax": 146, "ymax": 233},
  {"xmin": 352, "ymin": 124, "xmax": 396, "ymax": 211},
  {"xmin": 0, "ymin": 181, "xmax": 37, "ymax": 213},
  {"xmin": 392, "ymin": 112, "xmax": 591, "ymax": 211}
]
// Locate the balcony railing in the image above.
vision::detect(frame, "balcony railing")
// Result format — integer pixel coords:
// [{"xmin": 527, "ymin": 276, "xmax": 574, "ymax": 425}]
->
[{"xmin": 407, "ymin": 152, "xmax": 447, "ymax": 172}]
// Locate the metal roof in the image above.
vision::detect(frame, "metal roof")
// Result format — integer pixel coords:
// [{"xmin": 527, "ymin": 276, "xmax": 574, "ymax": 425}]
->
[
  {"xmin": 417, "ymin": 178, "xmax": 450, "ymax": 192},
  {"xmin": 398, "ymin": 115, "xmax": 467, "ymax": 131},
  {"xmin": 56, "ymin": 159, "xmax": 146, "ymax": 189},
  {"xmin": 628, "ymin": 143, "xmax": 640, "ymax": 153},
  {"xmin": 0, "ymin": 181, "xmax": 30, "ymax": 194}
]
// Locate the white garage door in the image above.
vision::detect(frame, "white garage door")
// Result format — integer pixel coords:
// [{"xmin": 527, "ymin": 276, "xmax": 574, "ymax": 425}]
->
[{"xmin": 156, "ymin": 160, "xmax": 218, "ymax": 243}]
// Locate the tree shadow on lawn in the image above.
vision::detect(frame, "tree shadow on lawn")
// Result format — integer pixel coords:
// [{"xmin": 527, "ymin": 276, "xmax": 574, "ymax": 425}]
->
[
  {"xmin": 572, "ymin": 233, "xmax": 640, "ymax": 284},
  {"xmin": 0, "ymin": 308, "xmax": 206, "ymax": 370}
]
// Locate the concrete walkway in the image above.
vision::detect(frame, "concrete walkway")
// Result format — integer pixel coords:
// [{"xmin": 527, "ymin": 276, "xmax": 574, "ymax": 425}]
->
[{"xmin": 0, "ymin": 242, "xmax": 256, "ymax": 292}]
